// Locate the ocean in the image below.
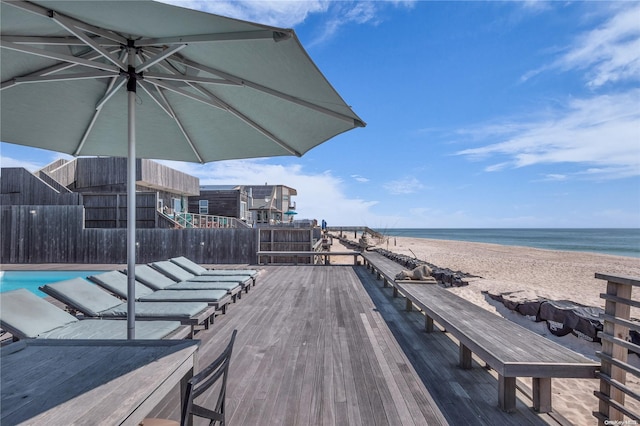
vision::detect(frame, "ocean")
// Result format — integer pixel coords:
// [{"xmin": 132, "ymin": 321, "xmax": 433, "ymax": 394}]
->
[{"xmin": 373, "ymin": 228, "xmax": 640, "ymax": 258}]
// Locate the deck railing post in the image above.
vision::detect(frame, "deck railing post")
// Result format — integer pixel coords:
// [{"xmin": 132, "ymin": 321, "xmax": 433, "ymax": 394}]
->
[{"xmin": 594, "ymin": 273, "xmax": 640, "ymax": 425}]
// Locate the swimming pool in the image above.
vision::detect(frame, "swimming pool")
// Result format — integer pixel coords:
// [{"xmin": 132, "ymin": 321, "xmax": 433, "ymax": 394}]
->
[{"xmin": 0, "ymin": 270, "xmax": 108, "ymax": 297}]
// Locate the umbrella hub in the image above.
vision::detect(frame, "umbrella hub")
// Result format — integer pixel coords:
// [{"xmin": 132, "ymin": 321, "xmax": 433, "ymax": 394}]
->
[
  {"xmin": 124, "ymin": 65, "xmax": 143, "ymax": 93},
  {"xmin": 124, "ymin": 40, "xmax": 142, "ymax": 93}
]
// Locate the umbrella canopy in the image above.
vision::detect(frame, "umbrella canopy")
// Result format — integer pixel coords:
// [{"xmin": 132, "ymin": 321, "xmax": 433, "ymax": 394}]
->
[{"xmin": 1, "ymin": 0, "xmax": 364, "ymax": 338}]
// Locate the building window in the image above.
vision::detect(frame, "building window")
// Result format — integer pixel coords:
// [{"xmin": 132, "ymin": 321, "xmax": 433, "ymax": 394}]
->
[
  {"xmin": 240, "ymin": 201, "xmax": 247, "ymax": 220},
  {"xmin": 199, "ymin": 200, "xmax": 208, "ymax": 214}
]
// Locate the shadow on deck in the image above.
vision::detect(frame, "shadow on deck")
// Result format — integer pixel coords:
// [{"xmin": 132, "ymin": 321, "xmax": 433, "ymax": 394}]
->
[{"xmin": 149, "ymin": 265, "xmax": 563, "ymax": 425}]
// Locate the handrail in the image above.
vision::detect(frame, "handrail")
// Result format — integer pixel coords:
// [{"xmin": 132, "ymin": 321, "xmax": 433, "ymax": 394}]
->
[
  {"xmin": 594, "ymin": 273, "xmax": 640, "ymax": 425},
  {"xmin": 162, "ymin": 211, "xmax": 238, "ymax": 229}
]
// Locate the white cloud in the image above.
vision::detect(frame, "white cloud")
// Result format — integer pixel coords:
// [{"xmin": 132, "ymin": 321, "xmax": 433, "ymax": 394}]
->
[
  {"xmin": 383, "ymin": 176, "xmax": 424, "ymax": 195},
  {"xmin": 158, "ymin": 0, "xmax": 329, "ymax": 27},
  {"xmin": 456, "ymin": 90, "xmax": 640, "ymax": 180},
  {"xmin": 351, "ymin": 174, "xmax": 369, "ymax": 183},
  {"xmin": 157, "ymin": 159, "xmax": 380, "ymax": 225},
  {"xmin": 542, "ymin": 174, "xmax": 567, "ymax": 182},
  {"xmin": 0, "ymin": 153, "xmax": 72, "ymax": 172},
  {"xmin": 160, "ymin": 0, "xmax": 415, "ymax": 46},
  {"xmin": 0, "ymin": 155, "xmax": 43, "ymax": 172},
  {"xmin": 523, "ymin": 3, "xmax": 640, "ymax": 88}
]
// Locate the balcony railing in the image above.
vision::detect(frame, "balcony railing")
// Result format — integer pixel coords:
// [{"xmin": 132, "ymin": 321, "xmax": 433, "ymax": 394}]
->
[{"xmin": 164, "ymin": 211, "xmax": 237, "ymax": 228}]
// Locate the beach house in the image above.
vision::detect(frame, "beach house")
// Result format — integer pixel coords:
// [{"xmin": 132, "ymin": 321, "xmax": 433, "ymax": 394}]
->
[{"xmin": 0, "ymin": 158, "xmax": 314, "ymax": 264}]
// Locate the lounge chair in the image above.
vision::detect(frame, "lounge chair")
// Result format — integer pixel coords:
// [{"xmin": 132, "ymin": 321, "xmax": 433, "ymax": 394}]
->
[
  {"xmin": 0, "ymin": 289, "xmax": 188, "ymax": 340},
  {"xmin": 151, "ymin": 261, "xmax": 252, "ymax": 297},
  {"xmin": 140, "ymin": 264, "xmax": 247, "ymax": 301},
  {"xmin": 170, "ymin": 256, "xmax": 259, "ymax": 280},
  {"xmin": 39, "ymin": 278, "xmax": 217, "ymax": 337},
  {"xmin": 88, "ymin": 271, "xmax": 232, "ymax": 314}
]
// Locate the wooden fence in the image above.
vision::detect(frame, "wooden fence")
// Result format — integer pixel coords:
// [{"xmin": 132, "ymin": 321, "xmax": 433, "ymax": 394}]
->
[
  {"xmin": 83, "ymin": 192, "xmax": 158, "ymax": 229},
  {"xmin": 1, "ymin": 206, "xmax": 319, "ymax": 264},
  {"xmin": 258, "ymin": 228, "xmax": 321, "ymax": 264},
  {"xmin": 594, "ymin": 273, "xmax": 640, "ymax": 425}
]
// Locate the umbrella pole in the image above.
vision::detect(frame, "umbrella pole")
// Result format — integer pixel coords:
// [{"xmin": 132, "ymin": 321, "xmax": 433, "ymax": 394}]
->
[{"xmin": 127, "ymin": 49, "xmax": 137, "ymax": 340}]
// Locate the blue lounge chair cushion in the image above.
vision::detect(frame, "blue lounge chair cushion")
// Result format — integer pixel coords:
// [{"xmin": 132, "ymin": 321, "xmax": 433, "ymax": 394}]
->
[
  {"xmin": 138, "ymin": 289, "xmax": 228, "ymax": 303},
  {"xmin": 39, "ymin": 319, "xmax": 183, "ymax": 339},
  {"xmin": 0, "ymin": 289, "xmax": 182, "ymax": 340},
  {"xmin": 88, "ymin": 271, "xmax": 155, "ymax": 299},
  {"xmin": 163, "ymin": 281, "xmax": 241, "ymax": 292},
  {"xmin": 101, "ymin": 302, "xmax": 208, "ymax": 319},
  {"xmin": 170, "ymin": 256, "xmax": 258, "ymax": 277},
  {"xmin": 0, "ymin": 289, "xmax": 78, "ymax": 338},
  {"xmin": 134, "ymin": 265, "xmax": 179, "ymax": 290},
  {"xmin": 151, "ymin": 261, "xmax": 196, "ymax": 282},
  {"xmin": 41, "ymin": 277, "xmax": 210, "ymax": 319},
  {"xmin": 184, "ymin": 275, "xmax": 251, "ymax": 283},
  {"xmin": 41, "ymin": 277, "xmax": 125, "ymax": 317}
]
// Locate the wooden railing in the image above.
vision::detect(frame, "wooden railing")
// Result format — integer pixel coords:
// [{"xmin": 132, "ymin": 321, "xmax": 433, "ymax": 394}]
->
[
  {"xmin": 169, "ymin": 212, "xmax": 237, "ymax": 229},
  {"xmin": 594, "ymin": 273, "xmax": 640, "ymax": 425}
]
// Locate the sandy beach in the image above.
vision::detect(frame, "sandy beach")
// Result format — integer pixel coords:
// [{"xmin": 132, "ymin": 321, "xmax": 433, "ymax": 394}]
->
[{"xmin": 350, "ymin": 233, "xmax": 640, "ymax": 425}]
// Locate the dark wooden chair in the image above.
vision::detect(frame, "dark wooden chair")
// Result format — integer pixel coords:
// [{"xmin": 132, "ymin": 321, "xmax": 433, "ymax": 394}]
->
[{"xmin": 142, "ymin": 329, "xmax": 238, "ymax": 426}]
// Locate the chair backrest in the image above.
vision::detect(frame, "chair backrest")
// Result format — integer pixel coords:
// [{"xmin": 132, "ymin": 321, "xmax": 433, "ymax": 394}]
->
[
  {"xmin": 132, "ymin": 265, "xmax": 179, "ymax": 290},
  {"xmin": 88, "ymin": 270, "xmax": 155, "ymax": 298},
  {"xmin": 40, "ymin": 277, "xmax": 123, "ymax": 317},
  {"xmin": 151, "ymin": 261, "xmax": 196, "ymax": 282},
  {"xmin": 181, "ymin": 329, "xmax": 237, "ymax": 426},
  {"xmin": 0, "ymin": 289, "xmax": 78, "ymax": 338},
  {"xmin": 170, "ymin": 256, "xmax": 208, "ymax": 275}
]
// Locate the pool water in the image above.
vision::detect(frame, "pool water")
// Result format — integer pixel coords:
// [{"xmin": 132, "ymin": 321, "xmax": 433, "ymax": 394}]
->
[{"xmin": 0, "ymin": 270, "xmax": 108, "ymax": 297}]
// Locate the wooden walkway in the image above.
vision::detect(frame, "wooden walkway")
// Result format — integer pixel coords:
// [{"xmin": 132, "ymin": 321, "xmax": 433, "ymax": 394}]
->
[{"xmin": 147, "ymin": 265, "xmax": 562, "ymax": 426}]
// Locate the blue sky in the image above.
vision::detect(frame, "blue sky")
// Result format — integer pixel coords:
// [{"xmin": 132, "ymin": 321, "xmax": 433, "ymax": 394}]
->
[{"xmin": 1, "ymin": 1, "xmax": 639, "ymax": 228}]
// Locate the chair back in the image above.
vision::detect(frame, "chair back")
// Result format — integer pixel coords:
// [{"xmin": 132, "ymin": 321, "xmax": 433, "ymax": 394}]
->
[{"xmin": 181, "ymin": 329, "xmax": 237, "ymax": 426}]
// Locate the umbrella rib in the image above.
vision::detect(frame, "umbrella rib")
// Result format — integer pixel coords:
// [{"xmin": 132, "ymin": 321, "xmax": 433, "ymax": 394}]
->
[
  {"xmin": 1, "ymin": 35, "xmax": 120, "ymax": 47},
  {"xmin": 137, "ymin": 30, "xmax": 292, "ymax": 46},
  {"xmin": 137, "ymin": 45, "xmax": 187, "ymax": 73},
  {"xmin": 14, "ymin": 70, "xmax": 119, "ymax": 84},
  {"xmin": 0, "ymin": 40, "xmax": 121, "ymax": 73},
  {"xmin": 95, "ymin": 76, "xmax": 127, "ymax": 110},
  {"xmin": 147, "ymin": 78, "xmax": 227, "ymax": 110},
  {"xmin": 75, "ymin": 74, "xmax": 126, "ymax": 156},
  {"xmin": 138, "ymin": 80, "xmax": 175, "ymax": 118},
  {"xmin": 143, "ymin": 72, "xmax": 239, "ymax": 86},
  {"xmin": 151, "ymin": 85, "xmax": 205, "ymax": 163},
  {"xmin": 3, "ymin": 0, "xmax": 128, "ymax": 45},
  {"xmin": 51, "ymin": 13, "xmax": 126, "ymax": 71},
  {"xmin": 188, "ymin": 83, "xmax": 302, "ymax": 157},
  {"xmin": 7, "ymin": 46, "xmax": 120, "ymax": 79},
  {"xmin": 176, "ymin": 56, "xmax": 365, "ymax": 127}
]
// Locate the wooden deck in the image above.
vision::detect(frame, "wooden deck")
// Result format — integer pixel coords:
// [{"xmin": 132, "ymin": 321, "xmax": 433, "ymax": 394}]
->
[{"xmin": 146, "ymin": 265, "xmax": 564, "ymax": 425}]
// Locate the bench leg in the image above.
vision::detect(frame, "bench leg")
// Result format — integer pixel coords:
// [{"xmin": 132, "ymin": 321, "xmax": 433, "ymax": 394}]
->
[
  {"xmin": 376, "ymin": 271, "xmax": 381, "ymax": 280},
  {"xmin": 460, "ymin": 344, "xmax": 472, "ymax": 369},
  {"xmin": 383, "ymin": 278, "xmax": 388, "ymax": 288},
  {"xmin": 498, "ymin": 375, "xmax": 517, "ymax": 412},
  {"xmin": 425, "ymin": 315, "xmax": 434, "ymax": 332},
  {"xmin": 532, "ymin": 377, "xmax": 552, "ymax": 413},
  {"xmin": 406, "ymin": 298, "xmax": 413, "ymax": 312},
  {"xmin": 393, "ymin": 287, "xmax": 398, "ymax": 298}
]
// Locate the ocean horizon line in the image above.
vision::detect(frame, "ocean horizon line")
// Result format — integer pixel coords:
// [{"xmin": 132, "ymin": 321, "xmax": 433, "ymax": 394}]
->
[{"xmin": 365, "ymin": 228, "xmax": 640, "ymax": 259}]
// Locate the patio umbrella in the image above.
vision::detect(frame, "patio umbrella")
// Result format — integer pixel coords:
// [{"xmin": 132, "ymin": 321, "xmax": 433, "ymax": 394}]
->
[{"xmin": 0, "ymin": 0, "xmax": 365, "ymax": 338}]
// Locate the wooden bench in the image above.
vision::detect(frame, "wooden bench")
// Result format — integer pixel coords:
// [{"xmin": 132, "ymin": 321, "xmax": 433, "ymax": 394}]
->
[{"xmin": 362, "ymin": 251, "xmax": 600, "ymax": 413}]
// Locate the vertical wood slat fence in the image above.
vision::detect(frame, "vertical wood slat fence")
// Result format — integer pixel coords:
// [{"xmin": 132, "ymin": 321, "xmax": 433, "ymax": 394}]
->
[
  {"xmin": 258, "ymin": 228, "xmax": 321, "ymax": 264},
  {"xmin": 594, "ymin": 273, "xmax": 640, "ymax": 425},
  {"xmin": 1, "ymin": 205, "xmax": 319, "ymax": 265}
]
